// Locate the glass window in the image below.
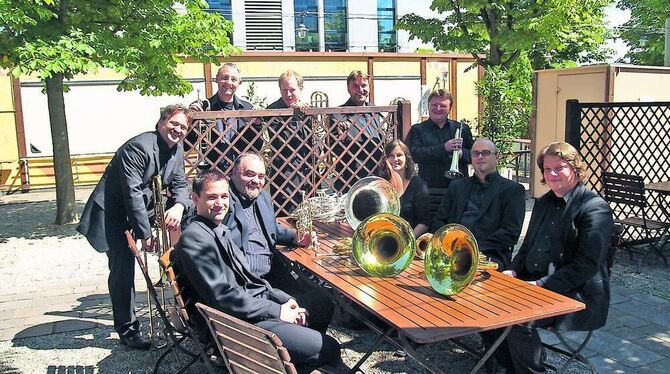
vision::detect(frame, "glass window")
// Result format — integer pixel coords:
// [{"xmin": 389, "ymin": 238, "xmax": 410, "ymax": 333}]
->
[
  {"xmin": 295, "ymin": 0, "xmax": 319, "ymax": 51},
  {"xmin": 324, "ymin": 0, "xmax": 347, "ymax": 51},
  {"xmin": 206, "ymin": 0, "xmax": 232, "ymax": 20},
  {"xmin": 377, "ymin": 0, "xmax": 396, "ymax": 52}
]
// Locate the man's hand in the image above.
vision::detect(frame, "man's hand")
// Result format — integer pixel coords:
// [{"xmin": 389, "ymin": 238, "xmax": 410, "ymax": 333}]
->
[
  {"xmin": 164, "ymin": 204, "xmax": 185, "ymax": 231},
  {"xmin": 280, "ymin": 299, "xmax": 308, "ymax": 326},
  {"xmin": 502, "ymin": 270, "xmax": 517, "ymax": 278},
  {"xmin": 290, "ymin": 101, "xmax": 310, "ymax": 113},
  {"xmin": 444, "ymin": 138, "xmax": 463, "ymax": 153},
  {"xmin": 297, "ymin": 230, "xmax": 318, "ymax": 248},
  {"xmin": 189, "ymin": 101, "xmax": 204, "ymax": 112},
  {"xmin": 141, "ymin": 236, "xmax": 159, "ymax": 253},
  {"xmin": 336, "ymin": 120, "xmax": 352, "ymax": 141}
]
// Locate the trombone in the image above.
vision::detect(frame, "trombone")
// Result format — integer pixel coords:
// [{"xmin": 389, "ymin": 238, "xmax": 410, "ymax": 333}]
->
[{"xmin": 145, "ymin": 175, "xmax": 169, "ymax": 348}]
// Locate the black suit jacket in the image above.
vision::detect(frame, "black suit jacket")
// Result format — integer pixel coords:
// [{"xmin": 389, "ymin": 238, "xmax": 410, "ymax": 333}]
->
[
  {"xmin": 77, "ymin": 131, "xmax": 189, "ymax": 252},
  {"xmin": 409, "ymin": 118, "xmax": 473, "ymax": 188},
  {"xmin": 512, "ymin": 183, "xmax": 613, "ymax": 331},
  {"xmin": 223, "ymin": 186, "xmax": 297, "ymax": 259},
  {"xmin": 431, "ymin": 173, "xmax": 525, "ymax": 269},
  {"xmin": 174, "ymin": 216, "xmax": 292, "ymax": 324}
]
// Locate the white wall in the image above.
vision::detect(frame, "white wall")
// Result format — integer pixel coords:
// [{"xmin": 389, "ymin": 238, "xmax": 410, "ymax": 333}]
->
[{"xmin": 347, "ymin": 1, "xmax": 379, "ymax": 52}]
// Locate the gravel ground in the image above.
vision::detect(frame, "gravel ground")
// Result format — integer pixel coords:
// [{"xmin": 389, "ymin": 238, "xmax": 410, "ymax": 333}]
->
[{"xmin": 0, "ymin": 195, "xmax": 668, "ymax": 373}]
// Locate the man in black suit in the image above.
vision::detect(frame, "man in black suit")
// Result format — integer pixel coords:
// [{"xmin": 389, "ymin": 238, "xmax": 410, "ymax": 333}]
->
[
  {"xmin": 266, "ymin": 70, "xmax": 313, "ymax": 214},
  {"xmin": 431, "ymin": 138, "xmax": 525, "ymax": 270},
  {"xmin": 331, "ymin": 70, "xmax": 383, "ymax": 193},
  {"xmin": 501, "ymin": 141, "xmax": 613, "ymax": 373},
  {"xmin": 188, "ymin": 63, "xmax": 258, "ymax": 170},
  {"xmin": 77, "ymin": 104, "xmax": 191, "ymax": 349},
  {"xmin": 409, "ymin": 89, "xmax": 474, "ymax": 188},
  {"xmin": 223, "ymin": 152, "xmax": 335, "ymax": 334},
  {"xmin": 174, "ymin": 170, "xmax": 340, "ymax": 370}
]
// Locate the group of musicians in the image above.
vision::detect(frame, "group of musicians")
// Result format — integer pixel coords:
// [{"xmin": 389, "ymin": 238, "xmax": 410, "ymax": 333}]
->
[{"xmin": 77, "ymin": 64, "xmax": 614, "ymax": 374}]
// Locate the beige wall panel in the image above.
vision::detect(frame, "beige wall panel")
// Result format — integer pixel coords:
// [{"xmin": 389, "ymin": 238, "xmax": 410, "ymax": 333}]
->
[
  {"xmin": 532, "ymin": 68, "xmax": 607, "ymax": 197},
  {"xmin": 373, "ymin": 78, "xmax": 422, "ymax": 124},
  {"xmin": 373, "ymin": 61, "xmax": 419, "ymax": 76},
  {"xmin": 613, "ymin": 71, "xmax": 670, "ymax": 102},
  {"xmin": 0, "ymin": 76, "xmax": 14, "ymax": 112},
  {"xmin": 235, "ymin": 61, "xmax": 367, "ymax": 78},
  {"xmin": 456, "ymin": 61, "xmax": 479, "ymax": 124},
  {"xmin": 425, "ymin": 61, "xmax": 451, "ymax": 92}
]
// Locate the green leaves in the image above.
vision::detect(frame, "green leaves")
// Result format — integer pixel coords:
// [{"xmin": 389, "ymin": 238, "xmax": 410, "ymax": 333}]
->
[
  {"xmin": 2, "ymin": 0, "xmax": 236, "ymax": 95},
  {"xmin": 617, "ymin": 0, "xmax": 670, "ymax": 65}
]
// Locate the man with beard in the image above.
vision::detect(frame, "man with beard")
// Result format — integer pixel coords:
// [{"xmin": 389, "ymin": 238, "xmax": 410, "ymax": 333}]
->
[
  {"xmin": 77, "ymin": 104, "xmax": 191, "ymax": 349},
  {"xmin": 173, "ymin": 169, "xmax": 341, "ymax": 371},
  {"xmin": 223, "ymin": 153, "xmax": 335, "ymax": 334}
]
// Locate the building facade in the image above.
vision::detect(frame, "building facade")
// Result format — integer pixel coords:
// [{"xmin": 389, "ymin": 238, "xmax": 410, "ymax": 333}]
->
[{"xmin": 206, "ymin": 0, "xmax": 439, "ymax": 53}]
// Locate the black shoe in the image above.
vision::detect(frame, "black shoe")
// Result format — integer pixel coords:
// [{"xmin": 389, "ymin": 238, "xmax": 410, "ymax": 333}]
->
[{"xmin": 119, "ymin": 332, "xmax": 151, "ymax": 350}]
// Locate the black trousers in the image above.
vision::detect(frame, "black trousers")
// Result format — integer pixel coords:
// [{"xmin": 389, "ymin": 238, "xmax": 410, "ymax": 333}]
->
[
  {"xmin": 266, "ymin": 258, "xmax": 335, "ymax": 334},
  {"xmin": 255, "ymin": 319, "xmax": 341, "ymax": 371},
  {"xmin": 106, "ymin": 234, "xmax": 139, "ymax": 336},
  {"xmin": 491, "ymin": 316, "xmax": 556, "ymax": 374}
]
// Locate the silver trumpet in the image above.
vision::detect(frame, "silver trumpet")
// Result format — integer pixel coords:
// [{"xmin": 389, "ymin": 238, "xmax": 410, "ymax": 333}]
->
[{"xmin": 444, "ymin": 123, "xmax": 464, "ymax": 179}]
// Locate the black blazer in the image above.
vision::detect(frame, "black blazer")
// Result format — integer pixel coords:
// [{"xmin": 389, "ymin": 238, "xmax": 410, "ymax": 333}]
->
[
  {"xmin": 408, "ymin": 118, "xmax": 473, "ymax": 188},
  {"xmin": 174, "ymin": 216, "xmax": 292, "ymax": 324},
  {"xmin": 431, "ymin": 173, "xmax": 525, "ymax": 268},
  {"xmin": 223, "ymin": 187, "xmax": 297, "ymax": 257},
  {"xmin": 77, "ymin": 131, "xmax": 189, "ymax": 252},
  {"xmin": 512, "ymin": 183, "xmax": 613, "ymax": 331}
]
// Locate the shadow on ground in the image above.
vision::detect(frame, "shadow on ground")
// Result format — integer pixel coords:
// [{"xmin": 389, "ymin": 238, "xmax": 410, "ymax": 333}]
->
[{"xmin": 0, "ymin": 201, "xmax": 84, "ymax": 242}]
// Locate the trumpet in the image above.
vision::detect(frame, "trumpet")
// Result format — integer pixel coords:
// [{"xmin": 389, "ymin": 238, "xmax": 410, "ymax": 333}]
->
[
  {"xmin": 444, "ymin": 123, "xmax": 463, "ymax": 179},
  {"xmin": 147, "ymin": 176, "xmax": 169, "ymax": 348}
]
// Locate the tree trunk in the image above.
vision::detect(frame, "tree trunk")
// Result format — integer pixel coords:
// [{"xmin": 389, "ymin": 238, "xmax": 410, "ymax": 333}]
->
[{"xmin": 46, "ymin": 75, "xmax": 78, "ymax": 224}]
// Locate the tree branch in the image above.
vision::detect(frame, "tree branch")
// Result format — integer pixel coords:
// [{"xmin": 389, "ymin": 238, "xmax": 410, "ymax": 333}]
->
[{"xmin": 451, "ymin": 0, "xmax": 486, "ymax": 66}]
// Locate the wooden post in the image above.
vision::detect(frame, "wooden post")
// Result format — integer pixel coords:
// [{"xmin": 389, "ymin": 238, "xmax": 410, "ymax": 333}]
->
[
  {"xmin": 11, "ymin": 76, "xmax": 29, "ymax": 192},
  {"xmin": 204, "ymin": 63, "xmax": 213, "ymax": 99},
  {"xmin": 565, "ymin": 99, "xmax": 581, "ymax": 149},
  {"xmin": 398, "ymin": 101, "xmax": 412, "ymax": 142},
  {"xmin": 367, "ymin": 57, "xmax": 375, "ymax": 104}
]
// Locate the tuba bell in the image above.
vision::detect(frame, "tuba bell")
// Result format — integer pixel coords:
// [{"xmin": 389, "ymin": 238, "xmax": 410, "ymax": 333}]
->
[
  {"xmin": 344, "ymin": 176, "xmax": 400, "ymax": 230},
  {"xmin": 414, "ymin": 232, "xmax": 432, "ymax": 260},
  {"xmin": 351, "ymin": 213, "xmax": 415, "ymax": 277},
  {"xmin": 424, "ymin": 224, "xmax": 498, "ymax": 296}
]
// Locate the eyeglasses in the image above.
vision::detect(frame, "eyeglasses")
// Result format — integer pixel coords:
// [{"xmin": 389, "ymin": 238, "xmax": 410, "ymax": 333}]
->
[
  {"xmin": 543, "ymin": 164, "xmax": 570, "ymax": 174},
  {"xmin": 429, "ymin": 104, "xmax": 450, "ymax": 110},
  {"xmin": 471, "ymin": 150, "xmax": 497, "ymax": 158}
]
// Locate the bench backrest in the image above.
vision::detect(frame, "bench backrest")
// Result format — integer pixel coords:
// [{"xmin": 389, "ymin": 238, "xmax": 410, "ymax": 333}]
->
[
  {"xmin": 602, "ymin": 172, "xmax": 646, "ymax": 208},
  {"xmin": 195, "ymin": 302, "xmax": 297, "ymax": 374},
  {"xmin": 428, "ymin": 187, "xmax": 448, "ymax": 216}
]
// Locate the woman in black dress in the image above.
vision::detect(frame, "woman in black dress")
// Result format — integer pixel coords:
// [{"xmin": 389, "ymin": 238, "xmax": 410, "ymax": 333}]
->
[{"xmin": 376, "ymin": 140, "xmax": 430, "ymax": 237}]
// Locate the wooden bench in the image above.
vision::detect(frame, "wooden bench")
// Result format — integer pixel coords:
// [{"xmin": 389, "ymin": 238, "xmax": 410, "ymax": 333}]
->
[{"xmin": 428, "ymin": 187, "xmax": 448, "ymax": 217}]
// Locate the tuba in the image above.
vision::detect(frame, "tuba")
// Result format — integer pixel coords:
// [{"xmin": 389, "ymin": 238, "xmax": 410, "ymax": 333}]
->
[
  {"xmin": 424, "ymin": 224, "xmax": 499, "ymax": 296},
  {"xmin": 351, "ymin": 213, "xmax": 415, "ymax": 277},
  {"xmin": 414, "ymin": 232, "xmax": 433, "ymax": 260},
  {"xmin": 344, "ymin": 176, "xmax": 400, "ymax": 230}
]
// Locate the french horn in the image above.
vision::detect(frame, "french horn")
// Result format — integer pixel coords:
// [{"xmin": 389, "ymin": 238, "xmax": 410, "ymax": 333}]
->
[
  {"xmin": 351, "ymin": 213, "xmax": 415, "ymax": 277},
  {"xmin": 424, "ymin": 224, "xmax": 499, "ymax": 296},
  {"xmin": 344, "ymin": 176, "xmax": 400, "ymax": 230}
]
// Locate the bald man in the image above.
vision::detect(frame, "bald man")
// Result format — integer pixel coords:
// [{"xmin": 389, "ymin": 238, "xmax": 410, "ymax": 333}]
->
[{"xmin": 430, "ymin": 138, "xmax": 525, "ymax": 270}]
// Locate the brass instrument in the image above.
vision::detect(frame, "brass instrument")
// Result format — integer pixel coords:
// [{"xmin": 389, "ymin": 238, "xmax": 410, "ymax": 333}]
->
[
  {"xmin": 344, "ymin": 176, "xmax": 400, "ymax": 230},
  {"xmin": 424, "ymin": 224, "xmax": 499, "ymax": 296},
  {"xmin": 196, "ymin": 88, "xmax": 211, "ymax": 111},
  {"xmin": 444, "ymin": 123, "xmax": 463, "ymax": 179},
  {"xmin": 147, "ymin": 176, "xmax": 169, "ymax": 348},
  {"xmin": 294, "ymin": 191, "xmax": 315, "ymax": 249},
  {"xmin": 351, "ymin": 213, "xmax": 415, "ymax": 277},
  {"xmin": 414, "ymin": 232, "xmax": 432, "ymax": 260}
]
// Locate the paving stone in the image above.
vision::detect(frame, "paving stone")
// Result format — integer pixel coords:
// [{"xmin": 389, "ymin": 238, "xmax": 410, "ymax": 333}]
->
[
  {"xmin": 588, "ymin": 353, "xmax": 637, "ymax": 373},
  {"xmin": 12, "ymin": 323, "xmax": 54, "ymax": 339},
  {"xmin": 585, "ymin": 330, "xmax": 664, "ymax": 367},
  {"xmin": 612, "ymin": 286, "xmax": 638, "ymax": 297},
  {"xmin": 631, "ymin": 358, "xmax": 670, "ymax": 373},
  {"xmin": 41, "ymin": 287, "xmax": 75, "ymax": 297},
  {"xmin": 631, "ymin": 336, "xmax": 670, "ymax": 357},
  {"xmin": 0, "ymin": 318, "xmax": 25, "ymax": 330},
  {"xmin": 612, "ymin": 300, "xmax": 670, "ymax": 328},
  {"xmin": 611, "ymin": 291, "xmax": 632, "ymax": 305},
  {"xmin": 636, "ymin": 324, "xmax": 670, "ymax": 343},
  {"xmin": 630, "ymin": 293, "xmax": 670, "ymax": 307},
  {"xmin": 607, "ymin": 326, "xmax": 649, "ymax": 341},
  {"xmin": 0, "ymin": 299, "xmax": 31, "ymax": 313},
  {"xmin": 0, "ymin": 327, "xmax": 23, "ymax": 341},
  {"xmin": 53, "ymin": 319, "xmax": 104, "ymax": 334}
]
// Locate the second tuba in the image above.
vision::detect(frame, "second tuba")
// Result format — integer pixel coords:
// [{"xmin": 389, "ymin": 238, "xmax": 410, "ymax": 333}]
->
[
  {"xmin": 344, "ymin": 176, "xmax": 400, "ymax": 230},
  {"xmin": 351, "ymin": 213, "xmax": 415, "ymax": 277},
  {"xmin": 424, "ymin": 224, "xmax": 498, "ymax": 296}
]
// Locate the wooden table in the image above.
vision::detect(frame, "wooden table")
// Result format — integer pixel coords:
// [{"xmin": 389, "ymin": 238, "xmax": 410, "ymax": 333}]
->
[{"xmin": 278, "ymin": 219, "xmax": 585, "ymax": 373}]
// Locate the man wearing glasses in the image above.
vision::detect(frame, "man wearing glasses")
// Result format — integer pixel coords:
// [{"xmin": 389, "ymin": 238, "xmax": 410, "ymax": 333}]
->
[
  {"xmin": 430, "ymin": 138, "xmax": 526, "ymax": 270},
  {"xmin": 409, "ymin": 89, "xmax": 474, "ymax": 188}
]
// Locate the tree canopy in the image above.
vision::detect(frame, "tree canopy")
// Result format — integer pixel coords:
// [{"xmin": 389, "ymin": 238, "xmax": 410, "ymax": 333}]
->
[
  {"xmin": 0, "ymin": 0, "xmax": 236, "ymax": 223},
  {"xmin": 617, "ymin": 0, "xmax": 670, "ymax": 66},
  {"xmin": 397, "ymin": 0, "xmax": 611, "ymax": 70}
]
